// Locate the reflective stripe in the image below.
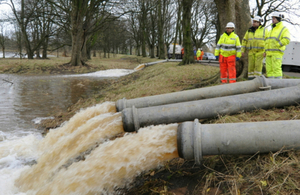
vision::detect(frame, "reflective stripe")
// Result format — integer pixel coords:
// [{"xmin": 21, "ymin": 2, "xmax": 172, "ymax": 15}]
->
[
  {"xmin": 229, "ymin": 78, "xmax": 236, "ymax": 81},
  {"xmin": 242, "ymin": 26, "xmax": 266, "ymax": 53},
  {"xmin": 266, "ymin": 26, "xmax": 286, "ymax": 45},
  {"xmin": 268, "ymin": 76, "xmax": 275, "ymax": 78},
  {"xmin": 263, "ymin": 26, "xmax": 267, "ymax": 41},
  {"xmin": 247, "ymin": 46, "xmax": 264, "ymax": 50},
  {"xmin": 220, "ymin": 45, "xmax": 236, "ymax": 49},
  {"xmin": 275, "ymin": 76, "xmax": 282, "ymax": 79},
  {"xmin": 254, "ymin": 71, "xmax": 262, "ymax": 76},
  {"xmin": 277, "ymin": 27, "xmax": 286, "ymax": 46},
  {"xmin": 265, "ymin": 48, "xmax": 282, "ymax": 52}
]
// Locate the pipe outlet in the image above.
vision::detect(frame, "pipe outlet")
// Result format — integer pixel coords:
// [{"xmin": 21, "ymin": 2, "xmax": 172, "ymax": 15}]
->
[{"xmin": 177, "ymin": 119, "xmax": 300, "ymax": 165}]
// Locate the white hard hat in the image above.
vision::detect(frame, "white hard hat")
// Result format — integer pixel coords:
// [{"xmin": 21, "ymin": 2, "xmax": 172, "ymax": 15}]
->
[
  {"xmin": 226, "ymin": 22, "xmax": 235, "ymax": 28},
  {"xmin": 271, "ymin": 12, "xmax": 284, "ymax": 19},
  {"xmin": 253, "ymin": 16, "xmax": 263, "ymax": 23}
]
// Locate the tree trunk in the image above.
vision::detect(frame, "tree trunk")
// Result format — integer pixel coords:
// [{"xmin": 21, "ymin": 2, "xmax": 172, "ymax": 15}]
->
[
  {"xmin": 172, "ymin": 0, "xmax": 181, "ymax": 59},
  {"xmin": 2, "ymin": 46, "xmax": 5, "ymax": 58},
  {"xmin": 70, "ymin": 27, "xmax": 84, "ymax": 66},
  {"xmin": 69, "ymin": 0, "xmax": 88, "ymax": 66},
  {"xmin": 70, "ymin": 11, "xmax": 84, "ymax": 65},
  {"xmin": 179, "ymin": 0, "xmax": 194, "ymax": 65},
  {"xmin": 235, "ymin": 0, "xmax": 252, "ymax": 78},
  {"xmin": 42, "ymin": 39, "xmax": 48, "ymax": 59},
  {"xmin": 158, "ymin": 0, "xmax": 165, "ymax": 59},
  {"xmin": 140, "ymin": 1, "xmax": 147, "ymax": 57}
]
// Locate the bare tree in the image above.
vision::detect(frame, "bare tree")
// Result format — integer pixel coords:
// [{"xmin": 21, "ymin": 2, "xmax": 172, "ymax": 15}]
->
[
  {"xmin": 171, "ymin": 0, "xmax": 182, "ymax": 59},
  {"xmin": 191, "ymin": 0, "xmax": 217, "ymax": 50},
  {"xmin": 179, "ymin": 0, "xmax": 195, "ymax": 65},
  {"xmin": 252, "ymin": 0, "xmax": 300, "ymax": 26},
  {"xmin": 6, "ymin": 0, "xmax": 56, "ymax": 59},
  {"xmin": 163, "ymin": 0, "xmax": 176, "ymax": 57},
  {"xmin": 0, "ymin": 22, "xmax": 7, "ymax": 58}
]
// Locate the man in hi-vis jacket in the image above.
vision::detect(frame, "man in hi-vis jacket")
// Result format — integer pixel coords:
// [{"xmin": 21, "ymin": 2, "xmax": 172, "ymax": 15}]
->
[
  {"xmin": 265, "ymin": 12, "xmax": 290, "ymax": 79},
  {"xmin": 215, "ymin": 22, "xmax": 242, "ymax": 84},
  {"xmin": 242, "ymin": 16, "xmax": 269, "ymax": 80}
]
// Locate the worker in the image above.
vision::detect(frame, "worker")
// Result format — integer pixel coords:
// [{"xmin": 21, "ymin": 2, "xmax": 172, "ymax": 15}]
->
[
  {"xmin": 242, "ymin": 16, "xmax": 269, "ymax": 80},
  {"xmin": 193, "ymin": 48, "xmax": 197, "ymax": 60},
  {"xmin": 200, "ymin": 49, "xmax": 204, "ymax": 60},
  {"xmin": 265, "ymin": 12, "xmax": 290, "ymax": 79},
  {"xmin": 181, "ymin": 47, "xmax": 184, "ymax": 59},
  {"xmin": 215, "ymin": 22, "xmax": 241, "ymax": 83},
  {"xmin": 196, "ymin": 48, "xmax": 201, "ymax": 61}
]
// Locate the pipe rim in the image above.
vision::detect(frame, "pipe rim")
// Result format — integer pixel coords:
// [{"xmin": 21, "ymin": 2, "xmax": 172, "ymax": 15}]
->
[
  {"xmin": 193, "ymin": 119, "xmax": 202, "ymax": 165},
  {"xmin": 177, "ymin": 123, "xmax": 185, "ymax": 159},
  {"xmin": 116, "ymin": 98, "xmax": 127, "ymax": 112},
  {"xmin": 132, "ymin": 106, "xmax": 140, "ymax": 131}
]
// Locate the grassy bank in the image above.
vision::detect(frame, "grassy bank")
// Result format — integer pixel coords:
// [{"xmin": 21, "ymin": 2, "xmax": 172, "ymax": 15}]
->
[
  {"xmin": 2, "ymin": 55, "xmax": 300, "ymax": 194},
  {"xmin": 0, "ymin": 54, "xmax": 158, "ymax": 74}
]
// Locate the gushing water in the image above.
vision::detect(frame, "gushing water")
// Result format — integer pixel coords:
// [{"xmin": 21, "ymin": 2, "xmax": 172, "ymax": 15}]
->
[
  {"xmin": 14, "ymin": 102, "xmax": 179, "ymax": 194},
  {"xmin": 38, "ymin": 102, "xmax": 117, "ymax": 152}
]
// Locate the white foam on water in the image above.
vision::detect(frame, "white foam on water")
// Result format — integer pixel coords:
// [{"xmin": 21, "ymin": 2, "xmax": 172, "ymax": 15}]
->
[
  {"xmin": 0, "ymin": 133, "xmax": 42, "ymax": 195},
  {"xmin": 32, "ymin": 117, "xmax": 55, "ymax": 125},
  {"xmin": 63, "ymin": 69, "xmax": 135, "ymax": 78}
]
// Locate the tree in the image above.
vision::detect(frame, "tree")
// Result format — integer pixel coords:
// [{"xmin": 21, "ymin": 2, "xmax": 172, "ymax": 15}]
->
[
  {"xmin": 47, "ymin": 0, "xmax": 129, "ymax": 66},
  {"xmin": 6, "ymin": 0, "xmax": 57, "ymax": 59},
  {"xmin": 0, "ymin": 22, "xmax": 7, "ymax": 58},
  {"xmin": 179, "ymin": 0, "xmax": 194, "ymax": 65},
  {"xmin": 251, "ymin": 0, "xmax": 300, "ymax": 26},
  {"xmin": 171, "ymin": 0, "xmax": 182, "ymax": 59},
  {"xmin": 191, "ymin": 0, "xmax": 217, "ymax": 50}
]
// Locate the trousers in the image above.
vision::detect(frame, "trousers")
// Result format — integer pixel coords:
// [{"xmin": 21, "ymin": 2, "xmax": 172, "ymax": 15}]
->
[
  {"xmin": 248, "ymin": 51, "xmax": 264, "ymax": 79},
  {"xmin": 219, "ymin": 55, "xmax": 236, "ymax": 83}
]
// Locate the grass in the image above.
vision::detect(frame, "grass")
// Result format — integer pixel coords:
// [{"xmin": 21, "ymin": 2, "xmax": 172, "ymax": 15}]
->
[
  {"xmin": 0, "ymin": 53, "xmax": 159, "ymax": 74},
  {"xmin": 2, "ymin": 54, "xmax": 300, "ymax": 194}
]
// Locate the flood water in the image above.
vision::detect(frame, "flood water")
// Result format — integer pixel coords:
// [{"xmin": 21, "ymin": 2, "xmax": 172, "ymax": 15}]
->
[
  {"xmin": 0, "ymin": 69, "xmax": 134, "ymax": 135},
  {"xmin": 0, "ymin": 69, "xmax": 179, "ymax": 194}
]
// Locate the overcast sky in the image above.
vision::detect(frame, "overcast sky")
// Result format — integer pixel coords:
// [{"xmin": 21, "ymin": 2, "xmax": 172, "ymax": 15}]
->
[{"xmin": 0, "ymin": 1, "xmax": 299, "ymax": 41}]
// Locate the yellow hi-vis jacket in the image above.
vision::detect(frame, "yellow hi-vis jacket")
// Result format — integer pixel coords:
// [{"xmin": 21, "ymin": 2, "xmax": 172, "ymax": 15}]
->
[
  {"xmin": 241, "ymin": 26, "xmax": 269, "ymax": 53},
  {"xmin": 196, "ymin": 49, "xmax": 201, "ymax": 58},
  {"xmin": 265, "ymin": 22, "xmax": 290, "ymax": 55},
  {"xmin": 215, "ymin": 32, "xmax": 241, "ymax": 58}
]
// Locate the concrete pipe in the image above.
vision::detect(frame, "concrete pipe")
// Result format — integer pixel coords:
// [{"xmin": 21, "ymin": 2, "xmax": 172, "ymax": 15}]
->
[
  {"xmin": 116, "ymin": 76, "xmax": 300, "ymax": 111},
  {"xmin": 122, "ymin": 85, "xmax": 300, "ymax": 132},
  {"xmin": 178, "ymin": 119, "xmax": 300, "ymax": 165}
]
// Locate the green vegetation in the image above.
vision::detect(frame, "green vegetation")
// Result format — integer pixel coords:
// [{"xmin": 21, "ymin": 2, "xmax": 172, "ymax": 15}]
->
[{"xmin": 1, "ymin": 55, "xmax": 300, "ymax": 194}]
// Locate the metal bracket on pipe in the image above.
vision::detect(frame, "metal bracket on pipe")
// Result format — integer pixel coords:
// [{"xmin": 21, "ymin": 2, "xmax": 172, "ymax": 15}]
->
[
  {"xmin": 258, "ymin": 75, "xmax": 271, "ymax": 90},
  {"xmin": 132, "ymin": 106, "xmax": 140, "ymax": 131},
  {"xmin": 259, "ymin": 86, "xmax": 271, "ymax": 90},
  {"xmin": 193, "ymin": 119, "xmax": 203, "ymax": 165}
]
